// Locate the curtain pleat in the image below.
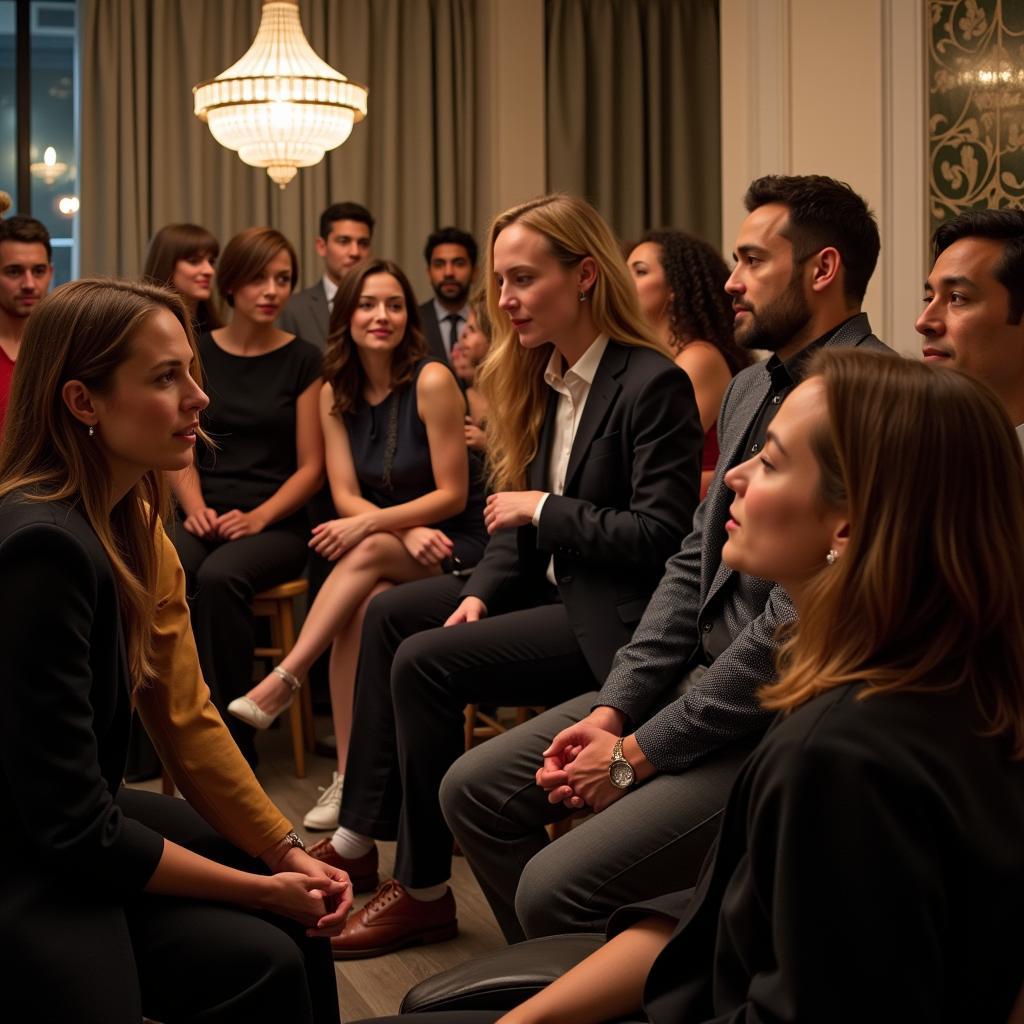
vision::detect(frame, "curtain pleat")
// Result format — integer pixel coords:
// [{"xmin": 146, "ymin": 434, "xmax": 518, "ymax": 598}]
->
[
  {"xmin": 80, "ymin": 0, "xmax": 478, "ymax": 300},
  {"xmin": 545, "ymin": 0, "xmax": 721, "ymax": 247}
]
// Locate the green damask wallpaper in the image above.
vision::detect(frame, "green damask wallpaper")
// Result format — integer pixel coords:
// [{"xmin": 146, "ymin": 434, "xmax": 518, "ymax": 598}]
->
[{"xmin": 929, "ymin": 0, "xmax": 1024, "ymax": 233}]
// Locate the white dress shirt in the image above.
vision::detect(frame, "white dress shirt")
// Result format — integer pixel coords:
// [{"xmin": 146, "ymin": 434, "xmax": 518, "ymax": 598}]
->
[
  {"xmin": 432, "ymin": 297, "xmax": 471, "ymax": 358},
  {"xmin": 322, "ymin": 274, "xmax": 338, "ymax": 312},
  {"xmin": 531, "ymin": 334, "xmax": 610, "ymax": 585}
]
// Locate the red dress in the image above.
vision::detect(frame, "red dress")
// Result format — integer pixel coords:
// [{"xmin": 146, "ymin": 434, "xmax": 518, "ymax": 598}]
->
[{"xmin": 0, "ymin": 346, "xmax": 14, "ymax": 435}]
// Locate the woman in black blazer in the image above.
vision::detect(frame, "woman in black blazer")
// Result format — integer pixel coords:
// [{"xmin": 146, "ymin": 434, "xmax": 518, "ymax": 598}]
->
[
  {"xmin": 310, "ymin": 194, "xmax": 703, "ymax": 959},
  {"xmin": 0, "ymin": 280, "xmax": 349, "ymax": 1023},
  {"xmin": 353, "ymin": 349, "xmax": 1024, "ymax": 1022}
]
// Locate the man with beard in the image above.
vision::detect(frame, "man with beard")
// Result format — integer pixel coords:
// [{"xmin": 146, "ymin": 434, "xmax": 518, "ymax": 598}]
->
[
  {"xmin": 418, "ymin": 226, "xmax": 477, "ymax": 366},
  {"xmin": 444, "ymin": 175, "xmax": 891, "ymax": 942},
  {"xmin": 0, "ymin": 215, "xmax": 52, "ymax": 433}
]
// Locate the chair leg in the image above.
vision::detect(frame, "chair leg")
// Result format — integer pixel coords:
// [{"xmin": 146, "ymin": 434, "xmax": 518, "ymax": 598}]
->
[
  {"xmin": 277, "ymin": 598, "xmax": 306, "ymax": 779},
  {"xmin": 464, "ymin": 704, "xmax": 478, "ymax": 751}
]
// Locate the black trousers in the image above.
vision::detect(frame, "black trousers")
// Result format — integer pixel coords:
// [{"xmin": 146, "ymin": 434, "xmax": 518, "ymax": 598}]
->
[
  {"xmin": 172, "ymin": 519, "xmax": 309, "ymax": 764},
  {"xmin": 339, "ymin": 573, "xmax": 598, "ymax": 887},
  {"xmin": 6, "ymin": 790, "xmax": 339, "ymax": 1024}
]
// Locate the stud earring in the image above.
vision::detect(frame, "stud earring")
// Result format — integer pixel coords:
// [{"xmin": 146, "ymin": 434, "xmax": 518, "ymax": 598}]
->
[
  {"xmin": 88, "ymin": 425, "xmax": 95, "ymax": 438},
  {"xmin": 826, "ymin": 549, "xmax": 838, "ymax": 565}
]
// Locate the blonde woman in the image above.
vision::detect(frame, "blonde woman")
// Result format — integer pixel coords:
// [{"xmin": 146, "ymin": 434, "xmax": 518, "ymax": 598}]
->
[{"xmin": 312, "ymin": 194, "xmax": 703, "ymax": 959}]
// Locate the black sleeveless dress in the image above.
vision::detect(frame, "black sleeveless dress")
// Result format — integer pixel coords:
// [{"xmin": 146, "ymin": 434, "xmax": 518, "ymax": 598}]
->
[{"xmin": 344, "ymin": 358, "xmax": 487, "ymax": 567}]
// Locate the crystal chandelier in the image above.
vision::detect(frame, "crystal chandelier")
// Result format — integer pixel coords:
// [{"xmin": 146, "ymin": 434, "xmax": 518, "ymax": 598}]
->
[{"xmin": 193, "ymin": 0, "xmax": 368, "ymax": 188}]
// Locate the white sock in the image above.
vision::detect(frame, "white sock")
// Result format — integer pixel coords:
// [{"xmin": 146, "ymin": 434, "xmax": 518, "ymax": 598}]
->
[
  {"xmin": 330, "ymin": 827, "xmax": 374, "ymax": 859},
  {"xmin": 404, "ymin": 882, "xmax": 449, "ymax": 902}
]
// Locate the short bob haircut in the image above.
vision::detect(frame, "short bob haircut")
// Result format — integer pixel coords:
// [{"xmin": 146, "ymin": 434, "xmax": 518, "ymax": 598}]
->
[{"xmin": 216, "ymin": 227, "xmax": 298, "ymax": 308}]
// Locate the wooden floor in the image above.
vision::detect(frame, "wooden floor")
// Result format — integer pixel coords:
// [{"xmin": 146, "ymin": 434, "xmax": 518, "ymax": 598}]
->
[{"xmin": 132, "ymin": 714, "xmax": 506, "ymax": 1021}]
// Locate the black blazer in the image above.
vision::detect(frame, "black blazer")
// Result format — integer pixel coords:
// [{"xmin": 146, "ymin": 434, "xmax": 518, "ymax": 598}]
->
[
  {"xmin": 0, "ymin": 498, "xmax": 164, "ymax": 925},
  {"xmin": 611, "ymin": 684, "xmax": 1024, "ymax": 1022},
  {"xmin": 462, "ymin": 340, "xmax": 702, "ymax": 680},
  {"xmin": 418, "ymin": 299, "xmax": 453, "ymax": 365}
]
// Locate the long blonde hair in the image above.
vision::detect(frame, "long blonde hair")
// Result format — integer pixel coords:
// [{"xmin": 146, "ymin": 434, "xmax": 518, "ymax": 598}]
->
[
  {"xmin": 479, "ymin": 194, "xmax": 669, "ymax": 490},
  {"xmin": 0, "ymin": 279, "xmax": 201, "ymax": 691},
  {"xmin": 763, "ymin": 349, "xmax": 1024, "ymax": 759}
]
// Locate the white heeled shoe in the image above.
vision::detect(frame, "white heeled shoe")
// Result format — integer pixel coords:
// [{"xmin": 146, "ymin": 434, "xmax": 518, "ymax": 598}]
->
[{"xmin": 228, "ymin": 666, "xmax": 300, "ymax": 730}]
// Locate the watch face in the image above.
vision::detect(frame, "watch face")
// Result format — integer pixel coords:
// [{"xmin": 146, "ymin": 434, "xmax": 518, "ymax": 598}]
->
[{"xmin": 609, "ymin": 760, "xmax": 635, "ymax": 789}]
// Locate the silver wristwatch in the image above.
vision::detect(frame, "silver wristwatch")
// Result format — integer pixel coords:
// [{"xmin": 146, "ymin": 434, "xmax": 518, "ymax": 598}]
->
[
  {"xmin": 283, "ymin": 830, "xmax": 305, "ymax": 851},
  {"xmin": 608, "ymin": 737, "xmax": 636, "ymax": 789}
]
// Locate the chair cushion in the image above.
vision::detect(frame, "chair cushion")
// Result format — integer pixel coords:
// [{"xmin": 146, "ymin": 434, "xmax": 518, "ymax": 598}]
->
[{"xmin": 400, "ymin": 933, "xmax": 605, "ymax": 1013}]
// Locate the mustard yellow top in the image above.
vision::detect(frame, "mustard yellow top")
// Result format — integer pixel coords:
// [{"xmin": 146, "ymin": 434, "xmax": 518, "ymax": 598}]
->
[{"xmin": 133, "ymin": 523, "xmax": 292, "ymax": 857}]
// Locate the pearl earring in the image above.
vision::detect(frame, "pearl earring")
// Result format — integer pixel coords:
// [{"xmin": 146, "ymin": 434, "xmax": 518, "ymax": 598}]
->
[
  {"xmin": 826, "ymin": 549, "xmax": 838, "ymax": 565},
  {"xmin": 88, "ymin": 425, "xmax": 95, "ymax": 438}
]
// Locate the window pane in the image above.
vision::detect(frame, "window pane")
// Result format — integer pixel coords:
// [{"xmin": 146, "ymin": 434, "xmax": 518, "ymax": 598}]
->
[
  {"xmin": 30, "ymin": 0, "xmax": 76, "ymax": 284},
  {"xmin": 0, "ymin": 1, "xmax": 15, "ymax": 209}
]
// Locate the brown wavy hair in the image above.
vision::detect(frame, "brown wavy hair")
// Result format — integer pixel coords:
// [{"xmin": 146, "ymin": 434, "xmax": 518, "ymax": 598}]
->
[
  {"xmin": 479, "ymin": 194, "xmax": 669, "ymax": 491},
  {"xmin": 143, "ymin": 222, "xmax": 221, "ymax": 330},
  {"xmin": 763, "ymin": 348, "xmax": 1024, "ymax": 759},
  {"xmin": 0, "ymin": 279, "xmax": 203, "ymax": 692},
  {"xmin": 322, "ymin": 259, "xmax": 427, "ymax": 417}
]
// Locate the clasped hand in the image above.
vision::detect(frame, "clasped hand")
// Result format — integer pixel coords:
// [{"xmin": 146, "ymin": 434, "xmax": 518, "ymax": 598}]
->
[
  {"xmin": 182, "ymin": 506, "xmax": 266, "ymax": 540},
  {"xmin": 401, "ymin": 526, "xmax": 454, "ymax": 566},
  {"xmin": 271, "ymin": 847, "xmax": 353, "ymax": 937},
  {"xmin": 536, "ymin": 710, "xmax": 630, "ymax": 814},
  {"xmin": 309, "ymin": 513, "xmax": 376, "ymax": 561}
]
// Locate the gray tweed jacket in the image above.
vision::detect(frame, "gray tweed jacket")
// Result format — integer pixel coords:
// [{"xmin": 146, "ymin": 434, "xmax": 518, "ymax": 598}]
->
[{"xmin": 598, "ymin": 313, "xmax": 889, "ymax": 772}]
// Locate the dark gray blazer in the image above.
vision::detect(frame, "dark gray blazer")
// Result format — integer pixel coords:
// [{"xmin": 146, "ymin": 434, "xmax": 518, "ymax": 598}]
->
[
  {"xmin": 598, "ymin": 313, "xmax": 889, "ymax": 769},
  {"xmin": 418, "ymin": 299, "xmax": 453, "ymax": 365},
  {"xmin": 278, "ymin": 281, "xmax": 330, "ymax": 350}
]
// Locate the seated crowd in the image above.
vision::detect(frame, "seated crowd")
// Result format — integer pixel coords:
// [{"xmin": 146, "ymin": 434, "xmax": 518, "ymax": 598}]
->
[{"xmin": 0, "ymin": 175, "xmax": 1021, "ymax": 1023}]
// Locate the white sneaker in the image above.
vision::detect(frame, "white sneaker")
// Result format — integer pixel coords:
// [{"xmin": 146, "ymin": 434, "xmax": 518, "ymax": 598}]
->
[{"xmin": 303, "ymin": 772, "xmax": 344, "ymax": 831}]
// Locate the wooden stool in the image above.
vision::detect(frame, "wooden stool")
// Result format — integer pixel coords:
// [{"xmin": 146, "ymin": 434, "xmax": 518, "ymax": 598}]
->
[{"xmin": 252, "ymin": 579, "xmax": 316, "ymax": 778}]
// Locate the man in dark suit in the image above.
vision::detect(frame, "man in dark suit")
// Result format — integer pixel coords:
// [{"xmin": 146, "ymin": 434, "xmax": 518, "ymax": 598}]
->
[
  {"xmin": 444, "ymin": 174, "xmax": 892, "ymax": 943},
  {"xmin": 278, "ymin": 201, "xmax": 374, "ymax": 349},
  {"xmin": 418, "ymin": 226, "xmax": 477, "ymax": 364},
  {"xmin": 917, "ymin": 207, "xmax": 1024, "ymax": 450}
]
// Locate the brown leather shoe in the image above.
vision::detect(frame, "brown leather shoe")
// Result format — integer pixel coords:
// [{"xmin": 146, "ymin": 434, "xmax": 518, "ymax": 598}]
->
[
  {"xmin": 330, "ymin": 880, "xmax": 458, "ymax": 960},
  {"xmin": 307, "ymin": 838, "xmax": 379, "ymax": 894}
]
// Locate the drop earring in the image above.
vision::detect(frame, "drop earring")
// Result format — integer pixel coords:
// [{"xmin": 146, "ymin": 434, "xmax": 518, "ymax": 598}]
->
[
  {"xmin": 88, "ymin": 424, "xmax": 95, "ymax": 438},
  {"xmin": 826, "ymin": 548, "xmax": 838, "ymax": 565},
  {"xmin": 578, "ymin": 290, "xmax": 587, "ymax": 302}
]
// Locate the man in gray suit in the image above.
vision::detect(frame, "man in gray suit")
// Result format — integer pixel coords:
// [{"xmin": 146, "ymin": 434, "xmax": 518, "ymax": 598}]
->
[
  {"xmin": 443, "ymin": 174, "xmax": 890, "ymax": 943},
  {"xmin": 418, "ymin": 226, "xmax": 478, "ymax": 365},
  {"xmin": 278, "ymin": 201, "xmax": 374, "ymax": 349}
]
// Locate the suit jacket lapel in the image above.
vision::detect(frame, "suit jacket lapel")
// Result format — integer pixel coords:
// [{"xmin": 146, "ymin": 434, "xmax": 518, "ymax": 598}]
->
[{"xmin": 563, "ymin": 343, "xmax": 626, "ymax": 490}]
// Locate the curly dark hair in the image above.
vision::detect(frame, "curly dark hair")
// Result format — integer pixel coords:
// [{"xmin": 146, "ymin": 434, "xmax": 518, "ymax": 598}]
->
[
  {"xmin": 323, "ymin": 258, "xmax": 427, "ymax": 417},
  {"xmin": 638, "ymin": 230, "xmax": 750, "ymax": 375}
]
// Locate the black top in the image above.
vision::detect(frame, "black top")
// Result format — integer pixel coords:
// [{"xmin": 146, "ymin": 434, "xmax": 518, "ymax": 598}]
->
[
  {"xmin": 0, "ymin": 497, "xmax": 165, "ymax": 902},
  {"xmin": 609, "ymin": 684, "xmax": 1024, "ymax": 1022},
  {"xmin": 343, "ymin": 358, "xmax": 487, "ymax": 565},
  {"xmin": 195, "ymin": 332, "xmax": 322, "ymax": 514}
]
